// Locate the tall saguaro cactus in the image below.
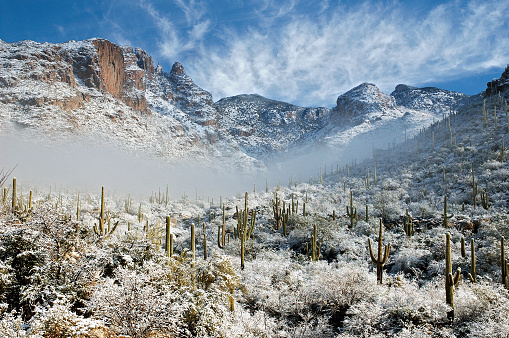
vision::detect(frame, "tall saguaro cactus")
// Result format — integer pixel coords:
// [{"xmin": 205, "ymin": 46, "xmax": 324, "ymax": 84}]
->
[
  {"xmin": 165, "ymin": 216, "xmax": 173, "ymax": 257},
  {"xmin": 346, "ymin": 190, "xmax": 357, "ymax": 228},
  {"xmin": 240, "ymin": 192, "xmax": 248, "ymax": 270},
  {"xmin": 272, "ymin": 193, "xmax": 282, "ymax": 230},
  {"xmin": 99, "ymin": 187, "xmax": 105, "ymax": 234},
  {"xmin": 501, "ymin": 237, "xmax": 508, "ymax": 288},
  {"xmin": 191, "ymin": 223, "xmax": 196, "ymax": 265},
  {"xmin": 445, "ymin": 232, "xmax": 462, "ymax": 320},
  {"xmin": 93, "ymin": 187, "xmax": 119, "ymax": 237},
  {"xmin": 468, "ymin": 238, "xmax": 476, "ymax": 283},
  {"xmin": 472, "ymin": 162, "xmax": 478, "ymax": 207},
  {"xmin": 311, "ymin": 224, "xmax": 318, "ymax": 262},
  {"xmin": 368, "ymin": 219, "xmax": 391, "ymax": 283},
  {"xmin": 442, "ymin": 195, "xmax": 454, "ymax": 228},
  {"xmin": 11, "ymin": 177, "xmax": 17, "ymax": 211},
  {"xmin": 222, "ymin": 205, "xmax": 226, "ymax": 247}
]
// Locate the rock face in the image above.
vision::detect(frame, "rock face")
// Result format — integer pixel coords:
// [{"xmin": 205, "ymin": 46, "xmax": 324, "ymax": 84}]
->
[
  {"xmin": 486, "ymin": 65, "xmax": 509, "ymax": 97},
  {"xmin": 332, "ymin": 83, "xmax": 397, "ymax": 124},
  {"xmin": 167, "ymin": 62, "xmax": 218, "ymax": 126}
]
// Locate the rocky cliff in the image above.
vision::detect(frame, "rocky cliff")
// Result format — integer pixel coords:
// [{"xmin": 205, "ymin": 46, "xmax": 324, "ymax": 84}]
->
[{"xmin": 486, "ymin": 65, "xmax": 509, "ymax": 97}]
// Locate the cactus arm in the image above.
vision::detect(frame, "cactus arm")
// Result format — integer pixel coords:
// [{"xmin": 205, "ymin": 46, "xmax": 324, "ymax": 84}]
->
[
  {"xmin": 382, "ymin": 243, "xmax": 391, "ymax": 265},
  {"xmin": 453, "ymin": 268, "xmax": 462, "ymax": 285},
  {"xmin": 368, "ymin": 238, "xmax": 377, "ymax": 263}
]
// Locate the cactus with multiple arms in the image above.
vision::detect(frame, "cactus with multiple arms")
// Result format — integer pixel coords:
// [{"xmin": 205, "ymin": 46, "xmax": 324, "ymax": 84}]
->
[
  {"xmin": 272, "ymin": 193, "xmax": 282, "ymax": 230},
  {"xmin": 368, "ymin": 219, "xmax": 391, "ymax": 283},
  {"xmin": 346, "ymin": 190, "xmax": 357, "ymax": 228},
  {"xmin": 93, "ymin": 187, "xmax": 119, "ymax": 237},
  {"xmin": 445, "ymin": 232, "xmax": 462, "ymax": 320}
]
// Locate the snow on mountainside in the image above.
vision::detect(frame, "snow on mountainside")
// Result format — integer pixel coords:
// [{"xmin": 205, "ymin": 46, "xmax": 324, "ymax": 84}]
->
[
  {"xmin": 216, "ymin": 94, "xmax": 330, "ymax": 159},
  {"xmin": 0, "ymin": 38, "xmax": 471, "ymax": 173},
  {"xmin": 0, "ymin": 38, "xmax": 264, "ymax": 172},
  {"xmin": 320, "ymin": 82, "xmax": 469, "ymax": 160}
]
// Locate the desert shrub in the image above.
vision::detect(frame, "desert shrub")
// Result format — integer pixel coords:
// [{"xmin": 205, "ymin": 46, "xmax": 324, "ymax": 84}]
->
[
  {"xmin": 341, "ymin": 277, "xmax": 448, "ymax": 336},
  {"xmin": 27, "ymin": 300, "xmax": 103, "ymax": 338},
  {"xmin": 89, "ymin": 266, "xmax": 184, "ymax": 338}
]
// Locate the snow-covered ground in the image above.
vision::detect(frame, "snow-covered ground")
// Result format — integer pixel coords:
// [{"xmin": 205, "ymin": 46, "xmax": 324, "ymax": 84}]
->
[{"xmin": 1, "ymin": 84, "xmax": 509, "ymax": 337}]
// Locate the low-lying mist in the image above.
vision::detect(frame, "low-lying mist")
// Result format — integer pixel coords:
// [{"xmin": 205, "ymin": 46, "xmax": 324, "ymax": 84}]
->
[
  {"xmin": 0, "ymin": 129, "xmax": 383, "ymax": 202},
  {"xmin": 0, "ymin": 134, "xmax": 259, "ymax": 201}
]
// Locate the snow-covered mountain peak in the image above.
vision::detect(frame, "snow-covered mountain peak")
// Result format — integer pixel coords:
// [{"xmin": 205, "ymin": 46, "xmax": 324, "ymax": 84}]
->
[{"xmin": 332, "ymin": 82, "xmax": 397, "ymax": 123}]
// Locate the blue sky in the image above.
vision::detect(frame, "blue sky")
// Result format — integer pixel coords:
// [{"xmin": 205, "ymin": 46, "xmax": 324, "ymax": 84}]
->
[{"xmin": 1, "ymin": 0, "xmax": 508, "ymax": 107}]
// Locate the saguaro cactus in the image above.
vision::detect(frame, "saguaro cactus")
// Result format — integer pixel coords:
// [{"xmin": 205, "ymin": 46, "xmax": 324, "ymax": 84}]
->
[
  {"xmin": 165, "ymin": 216, "xmax": 172, "ymax": 257},
  {"xmin": 203, "ymin": 233, "xmax": 208, "ymax": 260},
  {"xmin": 445, "ymin": 232, "xmax": 462, "ymax": 320},
  {"xmin": 442, "ymin": 195, "xmax": 454, "ymax": 228},
  {"xmin": 222, "ymin": 205, "xmax": 226, "ymax": 247},
  {"xmin": 272, "ymin": 193, "xmax": 282, "ymax": 230},
  {"xmin": 461, "ymin": 237, "xmax": 466, "ymax": 258},
  {"xmin": 11, "ymin": 177, "xmax": 17, "ymax": 211},
  {"xmin": 468, "ymin": 238, "xmax": 476, "ymax": 283},
  {"xmin": 404, "ymin": 209, "xmax": 414, "ymax": 237},
  {"xmin": 240, "ymin": 192, "xmax": 248, "ymax": 270},
  {"xmin": 76, "ymin": 193, "xmax": 81, "ymax": 221},
  {"xmin": 311, "ymin": 224, "xmax": 318, "ymax": 261},
  {"xmin": 481, "ymin": 181, "xmax": 491, "ymax": 210},
  {"xmin": 368, "ymin": 219, "xmax": 391, "ymax": 283},
  {"xmin": 346, "ymin": 190, "xmax": 357, "ymax": 228},
  {"xmin": 190, "ymin": 223, "xmax": 196, "ymax": 266},
  {"xmin": 93, "ymin": 187, "xmax": 119, "ymax": 237},
  {"xmin": 501, "ymin": 237, "xmax": 508, "ymax": 288},
  {"xmin": 472, "ymin": 162, "xmax": 478, "ymax": 207}
]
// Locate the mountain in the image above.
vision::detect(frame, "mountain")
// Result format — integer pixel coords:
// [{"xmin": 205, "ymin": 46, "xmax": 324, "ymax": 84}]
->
[
  {"xmin": 0, "ymin": 38, "xmax": 266, "ymax": 172},
  {"xmin": 216, "ymin": 94, "xmax": 330, "ymax": 159},
  {"xmin": 0, "ymin": 38, "xmax": 473, "ymax": 173}
]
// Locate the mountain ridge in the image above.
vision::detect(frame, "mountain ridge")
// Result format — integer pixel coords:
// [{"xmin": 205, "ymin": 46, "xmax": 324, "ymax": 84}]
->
[{"xmin": 0, "ymin": 37, "xmax": 480, "ymax": 173}]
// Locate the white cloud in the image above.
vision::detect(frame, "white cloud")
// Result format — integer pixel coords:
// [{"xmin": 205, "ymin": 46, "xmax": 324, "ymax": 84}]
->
[
  {"xmin": 137, "ymin": 0, "xmax": 509, "ymax": 107},
  {"xmin": 139, "ymin": 0, "xmax": 211, "ymax": 60},
  {"xmin": 185, "ymin": 0, "xmax": 509, "ymax": 107},
  {"xmin": 174, "ymin": 0, "xmax": 208, "ymax": 24}
]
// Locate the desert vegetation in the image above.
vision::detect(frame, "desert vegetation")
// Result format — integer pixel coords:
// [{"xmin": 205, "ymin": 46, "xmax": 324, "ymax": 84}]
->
[{"xmin": 1, "ymin": 93, "xmax": 509, "ymax": 337}]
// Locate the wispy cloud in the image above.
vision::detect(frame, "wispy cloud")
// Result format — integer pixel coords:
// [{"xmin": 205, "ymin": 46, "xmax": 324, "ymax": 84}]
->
[
  {"xmin": 190, "ymin": 0, "xmax": 509, "ymax": 106},
  {"xmin": 141, "ymin": 0, "xmax": 509, "ymax": 107},
  {"xmin": 174, "ymin": 0, "xmax": 207, "ymax": 24},
  {"xmin": 139, "ymin": 0, "xmax": 211, "ymax": 60}
]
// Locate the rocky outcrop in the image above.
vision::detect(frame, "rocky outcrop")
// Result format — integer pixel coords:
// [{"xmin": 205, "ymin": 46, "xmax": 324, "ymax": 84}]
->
[
  {"xmin": 332, "ymin": 83, "xmax": 397, "ymax": 124},
  {"xmin": 486, "ymin": 65, "xmax": 509, "ymax": 97},
  {"xmin": 92, "ymin": 39, "xmax": 126, "ymax": 98},
  {"xmin": 168, "ymin": 62, "xmax": 219, "ymax": 126},
  {"xmin": 0, "ymin": 40, "xmax": 76, "ymax": 88},
  {"xmin": 391, "ymin": 84, "xmax": 468, "ymax": 111}
]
